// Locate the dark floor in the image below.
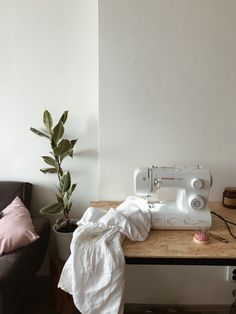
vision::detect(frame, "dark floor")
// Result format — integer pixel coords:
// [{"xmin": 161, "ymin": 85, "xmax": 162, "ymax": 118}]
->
[
  {"xmin": 24, "ymin": 277, "xmax": 232, "ymax": 314},
  {"xmin": 23, "ymin": 276, "xmax": 56, "ymax": 314},
  {"xmin": 124, "ymin": 304, "xmax": 231, "ymax": 314}
]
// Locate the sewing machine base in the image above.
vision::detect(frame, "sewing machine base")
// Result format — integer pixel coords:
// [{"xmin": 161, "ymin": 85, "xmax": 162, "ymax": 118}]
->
[{"xmin": 150, "ymin": 202, "xmax": 212, "ymax": 230}]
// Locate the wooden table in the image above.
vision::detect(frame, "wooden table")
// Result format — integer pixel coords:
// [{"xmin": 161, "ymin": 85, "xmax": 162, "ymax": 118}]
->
[
  {"xmin": 90, "ymin": 201, "xmax": 236, "ymax": 266},
  {"xmin": 51, "ymin": 201, "xmax": 236, "ymax": 313}
]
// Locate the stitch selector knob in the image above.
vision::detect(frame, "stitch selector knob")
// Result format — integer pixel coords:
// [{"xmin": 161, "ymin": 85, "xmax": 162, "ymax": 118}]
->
[
  {"xmin": 191, "ymin": 178, "xmax": 204, "ymax": 190},
  {"xmin": 189, "ymin": 195, "xmax": 205, "ymax": 210}
]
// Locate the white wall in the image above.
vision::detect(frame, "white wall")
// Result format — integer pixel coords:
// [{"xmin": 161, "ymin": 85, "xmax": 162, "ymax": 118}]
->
[
  {"xmin": 99, "ymin": 0, "xmax": 236, "ymax": 201},
  {"xmin": 99, "ymin": 0, "xmax": 236, "ymax": 305},
  {"xmin": 0, "ymin": 0, "xmax": 99, "ymax": 217}
]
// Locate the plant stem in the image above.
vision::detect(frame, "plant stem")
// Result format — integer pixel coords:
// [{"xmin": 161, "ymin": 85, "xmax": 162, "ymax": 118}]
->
[{"xmin": 54, "ymin": 155, "xmax": 63, "ymax": 178}]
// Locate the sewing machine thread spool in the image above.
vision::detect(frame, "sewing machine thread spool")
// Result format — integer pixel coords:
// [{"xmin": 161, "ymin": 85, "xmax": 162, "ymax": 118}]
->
[{"xmin": 223, "ymin": 187, "xmax": 236, "ymax": 209}]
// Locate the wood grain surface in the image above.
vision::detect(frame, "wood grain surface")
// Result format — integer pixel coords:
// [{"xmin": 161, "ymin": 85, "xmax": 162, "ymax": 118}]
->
[{"xmin": 90, "ymin": 201, "xmax": 236, "ymax": 260}]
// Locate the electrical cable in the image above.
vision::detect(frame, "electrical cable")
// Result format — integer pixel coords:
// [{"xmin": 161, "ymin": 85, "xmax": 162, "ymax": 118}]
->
[{"xmin": 211, "ymin": 211, "xmax": 236, "ymax": 240}]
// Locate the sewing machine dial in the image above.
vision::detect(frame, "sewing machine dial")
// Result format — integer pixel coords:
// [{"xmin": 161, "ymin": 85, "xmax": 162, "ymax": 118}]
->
[
  {"xmin": 189, "ymin": 195, "xmax": 205, "ymax": 210},
  {"xmin": 191, "ymin": 178, "xmax": 204, "ymax": 190}
]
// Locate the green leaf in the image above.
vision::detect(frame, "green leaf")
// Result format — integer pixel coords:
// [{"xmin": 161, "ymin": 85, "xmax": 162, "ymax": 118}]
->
[
  {"xmin": 64, "ymin": 183, "xmax": 77, "ymax": 203},
  {"xmin": 52, "ymin": 121, "xmax": 64, "ymax": 145},
  {"xmin": 40, "ymin": 168, "xmax": 58, "ymax": 174},
  {"xmin": 43, "ymin": 110, "xmax": 53, "ymax": 131},
  {"xmin": 53, "ymin": 139, "xmax": 71, "ymax": 157},
  {"xmin": 59, "ymin": 171, "xmax": 71, "ymax": 193},
  {"xmin": 70, "ymin": 183, "xmax": 77, "ymax": 194},
  {"xmin": 40, "ymin": 203, "xmax": 63, "ymax": 215},
  {"xmin": 50, "ymin": 139, "xmax": 56, "ymax": 149},
  {"xmin": 68, "ymin": 139, "xmax": 78, "ymax": 158},
  {"xmin": 69, "ymin": 149, "xmax": 76, "ymax": 158},
  {"xmin": 56, "ymin": 194, "xmax": 64, "ymax": 205},
  {"xmin": 70, "ymin": 139, "xmax": 78, "ymax": 148},
  {"xmin": 63, "ymin": 192, "xmax": 69, "ymax": 206},
  {"xmin": 61, "ymin": 150, "xmax": 73, "ymax": 161},
  {"xmin": 41, "ymin": 156, "xmax": 57, "ymax": 168},
  {"xmin": 59, "ymin": 111, "xmax": 69, "ymax": 124},
  {"xmin": 60, "ymin": 152, "xmax": 70, "ymax": 161},
  {"xmin": 30, "ymin": 127, "xmax": 50, "ymax": 139}
]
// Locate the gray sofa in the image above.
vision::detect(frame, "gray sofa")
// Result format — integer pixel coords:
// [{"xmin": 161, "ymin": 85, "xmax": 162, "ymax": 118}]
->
[{"xmin": 0, "ymin": 181, "xmax": 50, "ymax": 314}]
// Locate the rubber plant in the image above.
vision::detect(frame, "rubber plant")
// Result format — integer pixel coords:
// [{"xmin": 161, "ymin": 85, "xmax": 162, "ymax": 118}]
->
[{"xmin": 30, "ymin": 110, "xmax": 78, "ymax": 232}]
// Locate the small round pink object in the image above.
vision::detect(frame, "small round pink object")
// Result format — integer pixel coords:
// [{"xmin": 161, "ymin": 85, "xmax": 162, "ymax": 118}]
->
[{"xmin": 193, "ymin": 229, "xmax": 209, "ymax": 244}]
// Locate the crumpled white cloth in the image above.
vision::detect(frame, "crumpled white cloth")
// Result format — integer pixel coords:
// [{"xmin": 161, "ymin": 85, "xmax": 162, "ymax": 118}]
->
[{"xmin": 58, "ymin": 196, "xmax": 151, "ymax": 314}]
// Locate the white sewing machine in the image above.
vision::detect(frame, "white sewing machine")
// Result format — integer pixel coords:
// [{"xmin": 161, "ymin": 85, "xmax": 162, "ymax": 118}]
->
[{"xmin": 134, "ymin": 166, "xmax": 212, "ymax": 230}]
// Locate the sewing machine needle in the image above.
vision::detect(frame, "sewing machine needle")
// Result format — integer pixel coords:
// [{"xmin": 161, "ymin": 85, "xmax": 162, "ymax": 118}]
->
[{"xmin": 208, "ymin": 232, "xmax": 229, "ymax": 243}]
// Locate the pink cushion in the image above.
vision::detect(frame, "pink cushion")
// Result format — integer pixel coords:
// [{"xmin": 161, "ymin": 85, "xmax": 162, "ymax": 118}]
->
[{"xmin": 0, "ymin": 197, "xmax": 39, "ymax": 255}]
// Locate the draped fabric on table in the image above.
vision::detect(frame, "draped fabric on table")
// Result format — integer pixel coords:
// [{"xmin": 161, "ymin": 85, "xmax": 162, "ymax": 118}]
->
[{"xmin": 58, "ymin": 196, "xmax": 151, "ymax": 314}]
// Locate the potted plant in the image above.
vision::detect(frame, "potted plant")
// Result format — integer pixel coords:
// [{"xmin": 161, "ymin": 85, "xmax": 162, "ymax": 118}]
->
[{"xmin": 30, "ymin": 110, "xmax": 78, "ymax": 260}]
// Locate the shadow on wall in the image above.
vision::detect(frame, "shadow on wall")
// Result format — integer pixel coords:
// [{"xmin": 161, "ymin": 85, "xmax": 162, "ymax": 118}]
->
[
  {"xmin": 77, "ymin": 116, "xmax": 98, "ymax": 160},
  {"xmin": 30, "ymin": 184, "xmax": 57, "ymax": 217}
]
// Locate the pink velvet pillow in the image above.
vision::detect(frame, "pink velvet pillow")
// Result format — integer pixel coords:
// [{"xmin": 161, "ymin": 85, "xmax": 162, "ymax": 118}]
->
[{"xmin": 0, "ymin": 196, "xmax": 39, "ymax": 255}]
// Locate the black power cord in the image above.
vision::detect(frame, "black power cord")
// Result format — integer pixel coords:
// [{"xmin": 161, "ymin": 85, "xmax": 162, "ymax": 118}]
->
[{"xmin": 211, "ymin": 211, "xmax": 236, "ymax": 240}]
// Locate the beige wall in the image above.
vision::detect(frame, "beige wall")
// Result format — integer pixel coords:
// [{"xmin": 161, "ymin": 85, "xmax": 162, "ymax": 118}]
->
[
  {"xmin": 0, "ymin": 0, "xmax": 99, "ymax": 217},
  {"xmin": 99, "ymin": 0, "xmax": 236, "ymax": 304},
  {"xmin": 99, "ymin": 0, "xmax": 236, "ymax": 202}
]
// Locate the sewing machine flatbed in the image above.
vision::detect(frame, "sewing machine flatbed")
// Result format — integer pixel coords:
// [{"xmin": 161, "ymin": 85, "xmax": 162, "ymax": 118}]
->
[{"xmin": 91, "ymin": 201, "xmax": 236, "ymax": 266}]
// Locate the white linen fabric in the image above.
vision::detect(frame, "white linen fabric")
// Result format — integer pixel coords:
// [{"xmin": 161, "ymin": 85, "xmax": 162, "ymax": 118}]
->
[{"xmin": 58, "ymin": 196, "xmax": 151, "ymax": 314}]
